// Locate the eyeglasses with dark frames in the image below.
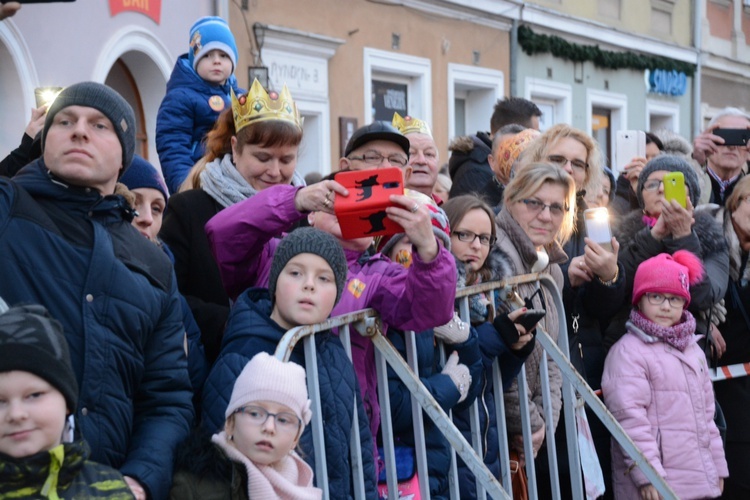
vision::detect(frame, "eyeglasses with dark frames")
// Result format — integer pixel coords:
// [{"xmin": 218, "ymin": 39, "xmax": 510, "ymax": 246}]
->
[
  {"xmin": 644, "ymin": 292, "xmax": 687, "ymax": 308},
  {"xmin": 347, "ymin": 152, "xmax": 408, "ymax": 168},
  {"xmin": 453, "ymin": 230, "xmax": 496, "ymax": 246}
]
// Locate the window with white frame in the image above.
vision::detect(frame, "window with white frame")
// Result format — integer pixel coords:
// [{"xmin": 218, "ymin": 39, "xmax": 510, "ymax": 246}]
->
[
  {"xmin": 447, "ymin": 64, "xmax": 503, "ymax": 140},
  {"xmin": 586, "ymin": 89, "xmax": 628, "ymax": 167},
  {"xmin": 363, "ymin": 48, "xmax": 431, "ymax": 127},
  {"xmin": 646, "ymin": 99, "xmax": 680, "ymax": 134},
  {"xmin": 525, "ymin": 77, "xmax": 573, "ymax": 130}
]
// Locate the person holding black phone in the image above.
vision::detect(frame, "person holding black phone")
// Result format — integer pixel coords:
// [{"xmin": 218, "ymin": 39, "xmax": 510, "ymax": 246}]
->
[{"xmin": 692, "ymin": 107, "xmax": 750, "ymax": 205}]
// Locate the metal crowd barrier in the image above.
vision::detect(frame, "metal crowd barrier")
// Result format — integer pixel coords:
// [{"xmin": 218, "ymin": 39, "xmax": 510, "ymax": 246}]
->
[{"xmin": 274, "ymin": 272, "xmax": 678, "ymax": 499}]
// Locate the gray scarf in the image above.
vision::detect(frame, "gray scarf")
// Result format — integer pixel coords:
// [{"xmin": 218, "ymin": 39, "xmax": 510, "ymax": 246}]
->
[{"xmin": 201, "ymin": 153, "xmax": 306, "ymax": 208}]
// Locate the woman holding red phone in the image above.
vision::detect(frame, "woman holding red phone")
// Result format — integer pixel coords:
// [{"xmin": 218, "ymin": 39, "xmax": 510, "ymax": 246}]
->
[{"xmin": 606, "ymin": 155, "xmax": 729, "ymax": 348}]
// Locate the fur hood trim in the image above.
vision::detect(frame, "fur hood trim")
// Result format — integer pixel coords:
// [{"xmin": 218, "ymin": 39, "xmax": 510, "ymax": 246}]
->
[{"xmin": 454, "ymin": 245, "xmax": 514, "ymax": 289}]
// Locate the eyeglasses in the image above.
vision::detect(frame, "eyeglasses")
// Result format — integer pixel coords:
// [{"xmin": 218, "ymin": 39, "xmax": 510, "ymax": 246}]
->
[
  {"xmin": 519, "ymin": 198, "xmax": 568, "ymax": 217},
  {"xmin": 348, "ymin": 152, "xmax": 409, "ymax": 168},
  {"xmin": 234, "ymin": 405, "xmax": 301, "ymax": 433},
  {"xmin": 644, "ymin": 292, "xmax": 687, "ymax": 308},
  {"xmin": 453, "ymin": 230, "xmax": 496, "ymax": 246},
  {"xmin": 547, "ymin": 155, "xmax": 588, "ymax": 171},
  {"xmin": 643, "ymin": 179, "xmax": 664, "ymax": 192}
]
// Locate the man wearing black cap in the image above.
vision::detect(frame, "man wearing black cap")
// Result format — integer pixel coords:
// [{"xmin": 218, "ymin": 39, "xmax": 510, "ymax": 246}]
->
[
  {"xmin": 0, "ymin": 82, "xmax": 192, "ymax": 500},
  {"xmin": 339, "ymin": 121, "xmax": 410, "ymax": 171}
]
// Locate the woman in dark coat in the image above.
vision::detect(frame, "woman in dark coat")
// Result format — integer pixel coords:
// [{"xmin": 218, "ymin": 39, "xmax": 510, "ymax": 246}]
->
[
  {"xmin": 159, "ymin": 83, "xmax": 305, "ymax": 362},
  {"xmin": 708, "ymin": 175, "xmax": 750, "ymax": 499}
]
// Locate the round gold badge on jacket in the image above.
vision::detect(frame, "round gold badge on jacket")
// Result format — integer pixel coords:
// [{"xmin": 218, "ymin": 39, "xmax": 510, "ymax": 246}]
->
[{"xmin": 209, "ymin": 96, "xmax": 225, "ymax": 112}]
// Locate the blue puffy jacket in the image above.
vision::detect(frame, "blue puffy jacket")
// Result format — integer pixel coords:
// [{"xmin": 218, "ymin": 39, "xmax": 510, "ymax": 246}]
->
[
  {"xmin": 385, "ymin": 326, "xmax": 483, "ymax": 498},
  {"xmin": 0, "ymin": 161, "xmax": 194, "ymax": 500},
  {"xmin": 156, "ymin": 54, "xmax": 243, "ymax": 193},
  {"xmin": 202, "ymin": 288, "xmax": 378, "ymax": 499}
]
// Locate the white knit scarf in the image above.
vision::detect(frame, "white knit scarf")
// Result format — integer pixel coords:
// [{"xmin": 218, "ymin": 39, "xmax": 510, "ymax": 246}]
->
[{"xmin": 200, "ymin": 153, "xmax": 306, "ymax": 209}]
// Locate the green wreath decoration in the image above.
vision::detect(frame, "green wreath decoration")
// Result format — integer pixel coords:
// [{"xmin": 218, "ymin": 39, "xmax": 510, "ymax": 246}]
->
[{"xmin": 517, "ymin": 25, "xmax": 694, "ymax": 77}]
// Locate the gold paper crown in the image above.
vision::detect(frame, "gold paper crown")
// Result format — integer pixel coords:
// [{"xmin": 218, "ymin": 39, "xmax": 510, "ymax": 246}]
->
[
  {"xmin": 231, "ymin": 78, "xmax": 302, "ymax": 133},
  {"xmin": 392, "ymin": 112, "xmax": 431, "ymax": 137}
]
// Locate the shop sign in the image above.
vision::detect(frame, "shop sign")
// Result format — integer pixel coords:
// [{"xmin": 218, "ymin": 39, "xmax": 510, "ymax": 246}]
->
[
  {"xmin": 264, "ymin": 50, "xmax": 328, "ymax": 98},
  {"xmin": 645, "ymin": 69, "xmax": 687, "ymax": 97},
  {"xmin": 109, "ymin": 0, "xmax": 161, "ymax": 24}
]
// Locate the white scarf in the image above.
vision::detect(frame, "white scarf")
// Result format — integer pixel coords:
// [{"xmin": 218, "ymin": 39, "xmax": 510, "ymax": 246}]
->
[{"xmin": 200, "ymin": 153, "xmax": 306, "ymax": 209}]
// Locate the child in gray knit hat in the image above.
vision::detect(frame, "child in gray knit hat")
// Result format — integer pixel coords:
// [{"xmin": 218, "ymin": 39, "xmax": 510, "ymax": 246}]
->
[{"xmin": 0, "ymin": 299, "xmax": 134, "ymax": 499}]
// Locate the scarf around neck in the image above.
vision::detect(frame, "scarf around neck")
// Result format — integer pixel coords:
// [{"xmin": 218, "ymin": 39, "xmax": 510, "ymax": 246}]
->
[
  {"xmin": 212, "ymin": 431, "xmax": 321, "ymax": 500},
  {"xmin": 627, "ymin": 308, "xmax": 697, "ymax": 351},
  {"xmin": 201, "ymin": 153, "xmax": 306, "ymax": 209}
]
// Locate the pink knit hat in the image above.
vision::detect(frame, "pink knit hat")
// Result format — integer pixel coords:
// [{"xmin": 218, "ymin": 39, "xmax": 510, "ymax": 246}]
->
[
  {"xmin": 632, "ymin": 250, "xmax": 704, "ymax": 307},
  {"xmin": 225, "ymin": 352, "xmax": 312, "ymax": 426}
]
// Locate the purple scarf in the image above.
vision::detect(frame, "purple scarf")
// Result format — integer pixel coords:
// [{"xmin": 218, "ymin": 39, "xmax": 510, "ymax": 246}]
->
[{"xmin": 627, "ymin": 309, "xmax": 696, "ymax": 351}]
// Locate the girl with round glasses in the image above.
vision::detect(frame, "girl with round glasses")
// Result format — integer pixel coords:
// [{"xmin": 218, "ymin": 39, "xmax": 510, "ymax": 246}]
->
[
  {"xmin": 602, "ymin": 251, "xmax": 727, "ymax": 499},
  {"xmin": 171, "ymin": 352, "xmax": 323, "ymax": 499}
]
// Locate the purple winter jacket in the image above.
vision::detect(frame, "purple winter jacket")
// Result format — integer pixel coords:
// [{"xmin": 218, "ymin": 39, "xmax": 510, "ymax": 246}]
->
[
  {"xmin": 205, "ymin": 184, "xmax": 457, "ymax": 439},
  {"xmin": 602, "ymin": 322, "xmax": 728, "ymax": 500}
]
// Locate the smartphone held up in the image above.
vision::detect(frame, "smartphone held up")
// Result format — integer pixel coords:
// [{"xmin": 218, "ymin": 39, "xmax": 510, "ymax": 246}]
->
[{"xmin": 584, "ymin": 207, "xmax": 613, "ymax": 252}]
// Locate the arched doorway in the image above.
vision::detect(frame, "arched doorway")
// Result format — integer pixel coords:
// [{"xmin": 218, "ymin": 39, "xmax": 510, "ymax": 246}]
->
[{"xmin": 106, "ymin": 60, "xmax": 149, "ymax": 159}]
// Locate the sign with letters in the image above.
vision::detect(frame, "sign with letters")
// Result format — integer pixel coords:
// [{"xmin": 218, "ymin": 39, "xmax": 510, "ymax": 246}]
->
[
  {"xmin": 109, "ymin": 0, "xmax": 161, "ymax": 24},
  {"xmin": 645, "ymin": 69, "xmax": 687, "ymax": 97}
]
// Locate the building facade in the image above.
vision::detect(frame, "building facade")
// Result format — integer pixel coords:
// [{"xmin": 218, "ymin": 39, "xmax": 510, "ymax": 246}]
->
[{"xmin": 0, "ymin": 0, "xmax": 225, "ymax": 165}]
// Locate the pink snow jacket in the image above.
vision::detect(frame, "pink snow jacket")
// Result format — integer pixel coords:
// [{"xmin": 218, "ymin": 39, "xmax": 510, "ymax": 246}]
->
[
  {"xmin": 205, "ymin": 184, "xmax": 456, "ymax": 439},
  {"xmin": 602, "ymin": 319, "xmax": 728, "ymax": 500}
]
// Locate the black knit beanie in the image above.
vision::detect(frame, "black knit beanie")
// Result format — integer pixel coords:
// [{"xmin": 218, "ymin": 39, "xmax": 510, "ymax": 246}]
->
[
  {"xmin": 42, "ymin": 82, "xmax": 136, "ymax": 172},
  {"xmin": 268, "ymin": 227, "xmax": 348, "ymax": 306},
  {"xmin": 0, "ymin": 303, "xmax": 79, "ymax": 412},
  {"xmin": 637, "ymin": 155, "xmax": 701, "ymax": 209}
]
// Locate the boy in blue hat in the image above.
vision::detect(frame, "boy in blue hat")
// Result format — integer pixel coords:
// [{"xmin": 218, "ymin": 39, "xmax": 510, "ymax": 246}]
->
[{"xmin": 156, "ymin": 16, "xmax": 244, "ymax": 194}]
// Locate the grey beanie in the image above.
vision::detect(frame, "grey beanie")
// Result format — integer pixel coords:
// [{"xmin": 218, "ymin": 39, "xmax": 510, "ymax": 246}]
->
[
  {"xmin": 269, "ymin": 227, "xmax": 348, "ymax": 306},
  {"xmin": 43, "ymin": 82, "xmax": 136, "ymax": 172},
  {"xmin": 0, "ymin": 303, "xmax": 79, "ymax": 412},
  {"xmin": 637, "ymin": 155, "xmax": 701, "ymax": 209}
]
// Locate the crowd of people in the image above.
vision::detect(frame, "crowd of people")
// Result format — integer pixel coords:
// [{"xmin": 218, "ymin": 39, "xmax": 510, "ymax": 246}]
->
[{"xmin": 1, "ymin": 13, "xmax": 749, "ymax": 500}]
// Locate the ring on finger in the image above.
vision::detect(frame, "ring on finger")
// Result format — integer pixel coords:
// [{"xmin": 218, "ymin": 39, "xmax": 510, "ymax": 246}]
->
[
  {"xmin": 410, "ymin": 204, "xmax": 419, "ymax": 213},
  {"xmin": 325, "ymin": 189, "xmax": 333, "ymax": 201},
  {"xmin": 323, "ymin": 198, "xmax": 331, "ymax": 208}
]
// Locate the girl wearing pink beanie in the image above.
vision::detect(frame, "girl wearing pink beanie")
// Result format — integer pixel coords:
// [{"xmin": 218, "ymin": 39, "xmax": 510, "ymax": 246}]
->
[{"xmin": 602, "ymin": 251, "xmax": 728, "ymax": 499}]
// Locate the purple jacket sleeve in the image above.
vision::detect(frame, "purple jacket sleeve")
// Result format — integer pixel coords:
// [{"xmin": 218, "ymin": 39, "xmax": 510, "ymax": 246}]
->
[
  {"xmin": 366, "ymin": 247, "xmax": 457, "ymax": 331},
  {"xmin": 205, "ymin": 185, "xmax": 304, "ymax": 300}
]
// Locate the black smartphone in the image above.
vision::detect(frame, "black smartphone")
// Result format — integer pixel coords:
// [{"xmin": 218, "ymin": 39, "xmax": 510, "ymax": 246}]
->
[
  {"xmin": 515, "ymin": 309, "xmax": 546, "ymax": 331},
  {"xmin": 714, "ymin": 128, "xmax": 750, "ymax": 147},
  {"xmin": 17, "ymin": 1, "xmax": 76, "ymax": 4}
]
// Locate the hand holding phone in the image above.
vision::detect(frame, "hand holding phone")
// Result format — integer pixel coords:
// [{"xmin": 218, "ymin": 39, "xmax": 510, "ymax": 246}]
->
[
  {"xmin": 663, "ymin": 172, "xmax": 687, "ymax": 208},
  {"xmin": 515, "ymin": 309, "xmax": 546, "ymax": 331},
  {"xmin": 713, "ymin": 128, "xmax": 750, "ymax": 147},
  {"xmin": 584, "ymin": 207, "xmax": 613, "ymax": 252},
  {"xmin": 614, "ymin": 130, "xmax": 646, "ymax": 176}
]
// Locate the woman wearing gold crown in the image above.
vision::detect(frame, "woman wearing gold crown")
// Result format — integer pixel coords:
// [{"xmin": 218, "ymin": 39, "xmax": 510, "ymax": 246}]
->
[{"xmin": 160, "ymin": 79, "xmax": 306, "ymax": 363}]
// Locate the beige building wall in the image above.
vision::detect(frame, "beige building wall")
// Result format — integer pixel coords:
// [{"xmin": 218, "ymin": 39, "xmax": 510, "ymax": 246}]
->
[
  {"xmin": 525, "ymin": 0, "xmax": 693, "ymax": 46},
  {"xmin": 229, "ymin": 0, "xmax": 509, "ymax": 170}
]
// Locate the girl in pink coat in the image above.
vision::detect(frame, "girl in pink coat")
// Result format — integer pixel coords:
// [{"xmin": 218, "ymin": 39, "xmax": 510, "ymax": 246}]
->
[{"xmin": 602, "ymin": 251, "xmax": 728, "ymax": 500}]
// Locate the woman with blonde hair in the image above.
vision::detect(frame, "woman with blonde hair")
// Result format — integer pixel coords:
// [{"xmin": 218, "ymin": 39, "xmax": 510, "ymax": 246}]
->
[{"xmin": 494, "ymin": 162, "xmax": 576, "ymax": 485}]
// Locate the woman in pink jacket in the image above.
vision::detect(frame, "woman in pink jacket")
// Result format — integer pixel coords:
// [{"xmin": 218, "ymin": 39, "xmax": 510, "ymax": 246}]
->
[{"xmin": 602, "ymin": 251, "xmax": 727, "ymax": 500}]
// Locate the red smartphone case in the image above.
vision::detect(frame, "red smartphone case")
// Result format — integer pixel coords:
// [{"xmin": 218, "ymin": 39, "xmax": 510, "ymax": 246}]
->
[{"xmin": 334, "ymin": 167, "xmax": 404, "ymax": 239}]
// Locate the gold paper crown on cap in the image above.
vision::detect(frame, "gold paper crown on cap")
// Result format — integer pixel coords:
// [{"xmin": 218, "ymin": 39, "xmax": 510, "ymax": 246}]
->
[
  {"xmin": 231, "ymin": 78, "xmax": 302, "ymax": 133},
  {"xmin": 392, "ymin": 112, "xmax": 431, "ymax": 137}
]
